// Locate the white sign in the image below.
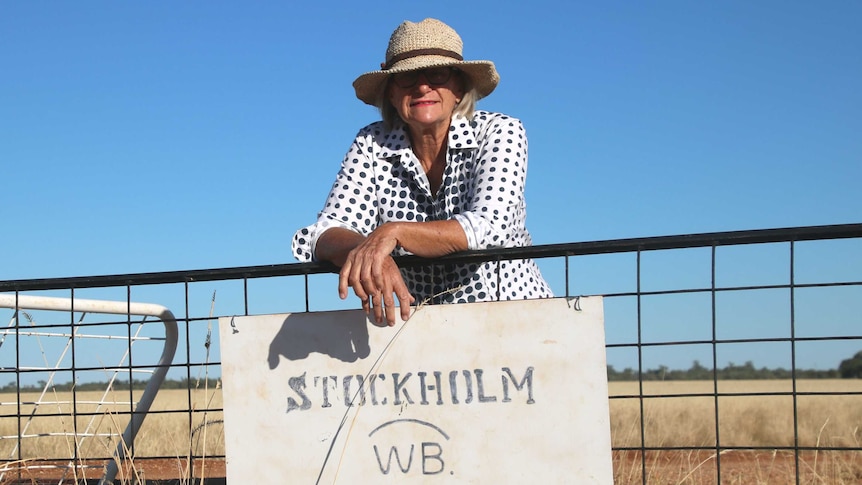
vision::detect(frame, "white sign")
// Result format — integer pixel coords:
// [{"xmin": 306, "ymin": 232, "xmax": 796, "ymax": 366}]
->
[{"xmin": 219, "ymin": 297, "xmax": 612, "ymax": 484}]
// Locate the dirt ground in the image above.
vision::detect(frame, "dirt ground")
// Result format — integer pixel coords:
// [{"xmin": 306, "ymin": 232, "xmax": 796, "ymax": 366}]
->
[
  {"xmin": 0, "ymin": 458, "xmax": 225, "ymax": 484},
  {"xmin": 613, "ymin": 449, "xmax": 862, "ymax": 484},
  {"xmin": 4, "ymin": 450, "xmax": 861, "ymax": 484}
]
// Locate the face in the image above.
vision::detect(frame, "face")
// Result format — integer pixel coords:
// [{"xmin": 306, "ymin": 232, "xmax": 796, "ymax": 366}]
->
[{"xmin": 387, "ymin": 67, "xmax": 464, "ymax": 135}]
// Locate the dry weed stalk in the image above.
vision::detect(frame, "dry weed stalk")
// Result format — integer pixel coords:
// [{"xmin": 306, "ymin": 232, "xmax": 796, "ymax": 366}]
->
[
  {"xmin": 675, "ymin": 449, "xmax": 728, "ymax": 485},
  {"xmin": 323, "ymin": 286, "xmax": 463, "ymax": 485}
]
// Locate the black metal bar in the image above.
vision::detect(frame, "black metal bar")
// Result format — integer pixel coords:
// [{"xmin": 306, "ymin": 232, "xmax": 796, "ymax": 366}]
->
[
  {"xmin": 244, "ymin": 277, "xmax": 249, "ymax": 317},
  {"xmin": 2, "ymin": 223, "xmax": 859, "ymax": 292},
  {"xmin": 185, "ymin": 280, "xmax": 195, "ymax": 481},
  {"xmin": 636, "ymin": 249, "xmax": 647, "ymax": 484},
  {"xmin": 71, "ymin": 288, "xmax": 80, "ymax": 467},
  {"xmin": 609, "ymin": 390, "xmax": 862, "ymax": 399},
  {"xmin": 710, "ymin": 244, "xmax": 721, "ymax": 483},
  {"xmin": 614, "ymin": 445, "xmax": 862, "ymax": 452},
  {"xmin": 564, "ymin": 255, "xmax": 570, "ymax": 298},
  {"xmin": 790, "ymin": 240, "xmax": 801, "ymax": 485},
  {"xmin": 304, "ymin": 274, "xmax": 310, "ymax": 313},
  {"xmin": 495, "ymin": 259, "xmax": 501, "ymax": 301},
  {"xmin": 125, "ymin": 285, "xmax": 136, "ymax": 460},
  {"xmin": 14, "ymin": 292, "xmax": 22, "ymax": 481},
  {"xmin": 605, "ymin": 334, "xmax": 862, "ymax": 349}
]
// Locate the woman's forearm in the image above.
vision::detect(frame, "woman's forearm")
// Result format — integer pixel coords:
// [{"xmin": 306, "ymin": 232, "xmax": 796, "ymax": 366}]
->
[
  {"xmin": 315, "ymin": 228, "xmax": 367, "ymax": 267},
  {"xmin": 316, "ymin": 220, "xmax": 468, "ymax": 267},
  {"xmin": 381, "ymin": 220, "xmax": 468, "ymax": 258},
  {"xmin": 316, "ymin": 221, "xmax": 468, "ymax": 265}
]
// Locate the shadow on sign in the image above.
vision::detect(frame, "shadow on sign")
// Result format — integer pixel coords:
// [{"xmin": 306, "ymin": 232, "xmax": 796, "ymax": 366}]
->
[{"xmin": 267, "ymin": 311, "xmax": 371, "ymax": 366}]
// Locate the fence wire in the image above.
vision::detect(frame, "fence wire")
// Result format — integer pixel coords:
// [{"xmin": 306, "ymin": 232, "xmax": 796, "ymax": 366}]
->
[{"xmin": 0, "ymin": 223, "xmax": 859, "ymax": 484}]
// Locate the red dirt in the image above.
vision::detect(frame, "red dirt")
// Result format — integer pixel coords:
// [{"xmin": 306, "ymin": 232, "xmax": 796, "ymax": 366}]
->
[
  {"xmin": 1, "ymin": 458, "xmax": 225, "ymax": 484},
  {"xmin": 613, "ymin": 450, "xmax": 862, "ymax": 484},
  {"xmin": 4, "ymin": 450, "xmax": 861, "ymax": 484}
]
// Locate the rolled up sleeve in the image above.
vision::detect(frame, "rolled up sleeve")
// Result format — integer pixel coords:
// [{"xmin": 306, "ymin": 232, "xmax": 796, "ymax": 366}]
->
[
  {"xmin": 456, "ymin": 115, "xmax": 530, "ymax": 250},
  {"xmin": 291, "ymin": 134, "xmax": 379, "ymax": 261}
]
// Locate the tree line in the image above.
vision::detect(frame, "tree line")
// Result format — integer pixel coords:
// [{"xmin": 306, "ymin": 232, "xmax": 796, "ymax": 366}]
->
[
  {"xmin": 608, "ymin": 350, "xmax": 862, "ymax": 381},
  {"xmin": 7, "ymin": 351, "xmax": 862, "ymax": 391},
  {"xmin": 4, "ymin": 377, "xmax": 221, "ymax": 393}
]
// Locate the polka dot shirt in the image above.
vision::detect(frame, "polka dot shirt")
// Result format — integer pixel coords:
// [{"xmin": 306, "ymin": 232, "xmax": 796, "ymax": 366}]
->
[{"xmin": 292, "ymin": 110, "xmax": 553, "ymax": 304}]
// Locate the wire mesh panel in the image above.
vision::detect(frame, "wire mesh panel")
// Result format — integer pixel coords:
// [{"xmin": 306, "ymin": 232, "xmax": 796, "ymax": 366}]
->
[
  {"xmin": 0, "ymin": 294, "xmax": 178, "ymax": 484},
  {"xmin": 0, "ymin": 223, "xmax": 859, "ymax": 484},
  {"xmin": 601, "ymin": 232, "xmax": 862, "ymax": 484}
]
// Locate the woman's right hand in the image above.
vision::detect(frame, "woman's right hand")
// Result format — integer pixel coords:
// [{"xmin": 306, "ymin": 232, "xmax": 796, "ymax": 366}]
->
[
  {"xmin": 315, "ymin": 226, "xmax": 415, "ymax": 327},
  {"xmin": 337, "ymin": 227, "xmax": 415, "ymax": 327}
]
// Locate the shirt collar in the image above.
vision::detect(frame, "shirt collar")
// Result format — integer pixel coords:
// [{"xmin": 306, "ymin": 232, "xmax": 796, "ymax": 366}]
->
[
  {"xmin": 379, "ymin": 113, "xmax": 479, "ymax": 160},
  {"xmin": 447, "ymin": 113, "xmax": 479, "ymax": 151}
]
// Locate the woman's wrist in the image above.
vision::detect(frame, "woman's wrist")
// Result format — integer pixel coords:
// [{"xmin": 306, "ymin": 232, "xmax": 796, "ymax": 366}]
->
[{"xmin": 376, "ymin": 222, "xmax": 404, "ymax": 247}]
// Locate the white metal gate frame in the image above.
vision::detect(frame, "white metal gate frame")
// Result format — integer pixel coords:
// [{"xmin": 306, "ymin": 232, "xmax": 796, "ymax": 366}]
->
[{"xmin": 0, "ymin": 294, "xmax": 178, "ymax": 484}]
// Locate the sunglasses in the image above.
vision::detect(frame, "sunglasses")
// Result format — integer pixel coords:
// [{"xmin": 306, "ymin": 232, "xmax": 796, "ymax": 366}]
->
[{"xmin": 391, "ymin": 67, "xmax": 458, "ymax": 89}]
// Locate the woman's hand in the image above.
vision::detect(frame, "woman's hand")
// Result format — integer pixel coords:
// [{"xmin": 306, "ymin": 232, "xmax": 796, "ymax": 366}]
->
[
  {"xmin": 316, "ymin": 220, "xmax": 467, "ymax": 326},
  {"xmin": 337, "ymin": 225, "xmax": 415, "ymax": 326}
]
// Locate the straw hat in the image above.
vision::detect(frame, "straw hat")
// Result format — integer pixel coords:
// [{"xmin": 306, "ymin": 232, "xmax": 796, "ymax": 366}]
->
[{"xmin": 352, "ymin": 18, "xmax": 500, "ymax": 106}]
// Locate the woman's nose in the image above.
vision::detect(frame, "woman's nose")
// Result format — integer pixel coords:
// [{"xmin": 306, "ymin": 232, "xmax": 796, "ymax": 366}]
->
[{"xmin": 414, "ymin": 79, "xmax": 433, "ymax": 93}]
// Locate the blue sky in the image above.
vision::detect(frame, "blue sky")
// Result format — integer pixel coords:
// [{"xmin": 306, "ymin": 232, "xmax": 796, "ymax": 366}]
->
[{"xmin": 2, "ymin": 2, "xmax": 860, "ymax": 375}]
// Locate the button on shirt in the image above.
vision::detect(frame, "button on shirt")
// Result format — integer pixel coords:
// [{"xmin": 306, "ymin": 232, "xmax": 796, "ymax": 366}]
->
[{"xmin": 292, "ymin": 110, "xmax": 553, "ymax": 304}]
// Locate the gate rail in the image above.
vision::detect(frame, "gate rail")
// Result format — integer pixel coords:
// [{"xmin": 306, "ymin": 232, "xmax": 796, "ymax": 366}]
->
[{"xmin": 2, "ymin": 224, "xmax": 859, "ymax": 294}]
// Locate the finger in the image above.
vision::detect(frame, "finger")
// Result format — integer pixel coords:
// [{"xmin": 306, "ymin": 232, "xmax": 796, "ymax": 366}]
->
[
  {"xmin": 370, "ymin": 255, "xmax": 388, "ymax": 290},
  {"xmin": 338, "ymin": 259, "xmax": 353, "ymax": 300},
  {"xmin": 371, "ymin": 291, "xmax": 385, "ymax": 324},
  {"xmin": 358, "ymin": 278, "xmax": 377, "ymax": 315},
  {"xmin": 382, "ymin": 291, "xmax": 397, "ymax": 327},
  {"xmin": 346, "ymin": 262, "xmax": 371, "ymax": 304},
  {"xmin": 397, "ymin": 290, "xmax": 415, "ymax": 322},
  {"xmin": 361, "ymin": 265, "xmax": 378, "ymax": 295},
  {"xmin": 388, "ymin": 273, "xmax": 414, "ymax": 322},
  {"xmin": 358, "ymin": 266, "xmax": 383, "ymax": 316}
]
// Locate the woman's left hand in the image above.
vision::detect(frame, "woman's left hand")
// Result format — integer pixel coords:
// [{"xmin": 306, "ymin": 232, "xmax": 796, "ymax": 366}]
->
[{"xmin": 338, "ymin": 225, "xmax": 415, "ymax": 326}]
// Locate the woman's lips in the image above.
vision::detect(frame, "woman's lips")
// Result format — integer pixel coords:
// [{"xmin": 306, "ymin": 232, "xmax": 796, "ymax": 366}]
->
[{"xmin": 410, "ymin": 100, "xmax": 437, "ymax": 107}]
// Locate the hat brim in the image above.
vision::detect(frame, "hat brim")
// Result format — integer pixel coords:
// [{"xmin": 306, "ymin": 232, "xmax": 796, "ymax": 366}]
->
[{"xmin": 353, "ymin": 57, "xmax": 499, "ymax": 106}]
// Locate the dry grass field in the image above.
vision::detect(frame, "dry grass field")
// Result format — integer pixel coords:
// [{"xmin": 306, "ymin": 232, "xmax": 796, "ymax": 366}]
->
[
  {"xmin": 609, "ymin": 380, "xmax": 862, "ymax": 449},
  {"xmin": 609, "ymin": 380, "xmax": 862, "ymax": 484},
  {"xmin": 0, "ymin": 385, "xmax": 224, "ymax": 460},
  {"xmin": 1, "ymin": 379, "xmax": 860, "ymax": 483}
]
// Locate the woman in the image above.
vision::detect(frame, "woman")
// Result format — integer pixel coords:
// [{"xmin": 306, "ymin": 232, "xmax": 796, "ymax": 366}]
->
[{"xmin": 292, "ymin": 18, "xmax": 552, "ymax": 326}]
